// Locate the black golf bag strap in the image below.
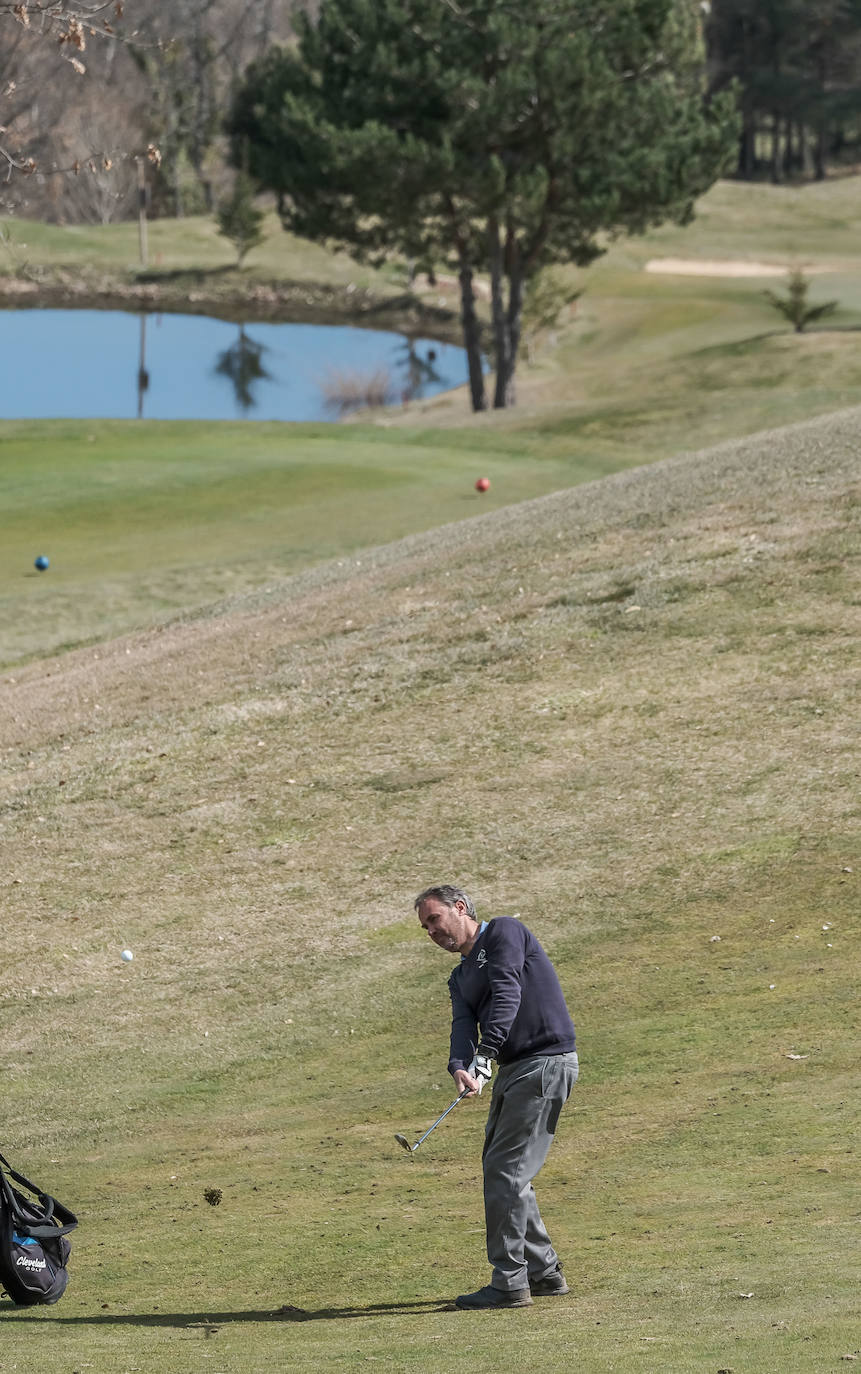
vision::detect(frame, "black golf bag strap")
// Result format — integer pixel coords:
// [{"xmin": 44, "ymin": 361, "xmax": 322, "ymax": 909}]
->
[
  {"xmin": 0, "ymin": 1152, "xmax": 78, "ymax": 1235},
  {"xmin": 15, "ymin": 1217, "xmax": 77, "ymax": 1239}
]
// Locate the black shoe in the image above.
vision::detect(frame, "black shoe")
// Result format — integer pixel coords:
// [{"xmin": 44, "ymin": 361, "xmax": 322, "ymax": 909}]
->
[
  {"xmin": 529, "ymin": 1267, "xmax": 569, "ymax": 1297},
  {"xmin": 454, "ymin": 1284, "xmax": 533, "ymax": 1310}
]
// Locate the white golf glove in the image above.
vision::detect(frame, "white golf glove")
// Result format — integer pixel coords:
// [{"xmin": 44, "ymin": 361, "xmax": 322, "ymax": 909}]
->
[{"xmin": 466, "ymin": 1052, "xmax": 494, "ymax": 1095}]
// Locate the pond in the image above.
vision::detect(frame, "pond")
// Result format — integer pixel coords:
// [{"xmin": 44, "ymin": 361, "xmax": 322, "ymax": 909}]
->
[{"xmin": 0, "ymin": 309, "xmax": 471, "ymax": 421}]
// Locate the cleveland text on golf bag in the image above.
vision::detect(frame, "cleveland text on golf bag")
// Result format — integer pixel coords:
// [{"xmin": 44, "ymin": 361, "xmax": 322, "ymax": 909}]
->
[{"xmin": 0, "ymin": 1150, "xmax": 78, "ymax": 1306}]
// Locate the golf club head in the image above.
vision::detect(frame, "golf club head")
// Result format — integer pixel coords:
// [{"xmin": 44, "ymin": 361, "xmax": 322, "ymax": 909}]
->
[{"xmin": 394, "ymin": 1133, "xmax": 415, "ymax": 1153}]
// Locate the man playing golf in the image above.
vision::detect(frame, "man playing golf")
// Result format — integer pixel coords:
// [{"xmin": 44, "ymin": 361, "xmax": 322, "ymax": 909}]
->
[{"xmin": 414, "ymin": 884, "xmax": 578, "ymax": 1310}]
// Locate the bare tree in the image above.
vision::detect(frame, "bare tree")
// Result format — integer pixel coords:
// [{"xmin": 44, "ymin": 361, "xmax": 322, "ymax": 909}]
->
[
  {"xmin": 0, "ymin": 2, "xmax": 151, "ymax": 220},
  {"xmin": 57, "ymin": 92, "xmax": 140, "ymax": 223},
  {"xmin": 125, "ymin": 0, "xmax": 295, "ymax": 217},
  {"xmin": 0, "ymin": 1, "xmax": 296, "ymax": 223}
]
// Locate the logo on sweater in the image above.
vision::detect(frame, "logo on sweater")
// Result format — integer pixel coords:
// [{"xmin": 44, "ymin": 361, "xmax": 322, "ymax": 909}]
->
[{"xmin": 477, "ymin": 948, "xmax": 487, "ymax": 968}]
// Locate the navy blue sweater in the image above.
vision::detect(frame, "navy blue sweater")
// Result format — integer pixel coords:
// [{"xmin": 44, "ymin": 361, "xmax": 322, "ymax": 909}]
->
[{"xmin": 447, "ymin": 917, "xmax": 576, "ymax": 1074}]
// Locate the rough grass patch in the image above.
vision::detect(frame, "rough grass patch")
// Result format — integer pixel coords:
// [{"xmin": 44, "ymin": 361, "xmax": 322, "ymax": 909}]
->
[{"xmin": 320, "ymin": 365, "xmax": 395, "ymax": 415}]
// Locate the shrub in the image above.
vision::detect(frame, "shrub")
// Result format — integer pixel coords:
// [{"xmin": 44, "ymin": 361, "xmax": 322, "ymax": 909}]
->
[
  {"xmin": 216, "ymin": 170, "xmax": 265, "ymax": 267},
  {"xmin": 320, "ymin": 367, "xmax": 394, "ymax": 416},
  {"xmin": 764, "ymin": 267, "xmax": 838, "ymax": 333}
]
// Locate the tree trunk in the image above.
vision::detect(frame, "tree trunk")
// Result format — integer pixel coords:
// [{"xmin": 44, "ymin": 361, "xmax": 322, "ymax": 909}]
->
[
  {"xmin": 814, "ymin": 120, "xmax": 827, "ymax": 180},
  {"xmin": 770, "ymin": 111, "xmax": 782, "ymax": 183},
  {"xmin": 738, "ymin": 110, "xmax": 756, "ymax": 180},
  {"xmin": 457, "ymin": 259, "xmax": 486, "ymax": 412},
  {"xmin": 500, "ymin": 263, "xmax": 524, "ymax": 409},
  {"xmin": 491, "ymin": 223, "xmax": 524, "ymax": 406},
  {"xmin": 188, "ymin": 13, "xmax": 216, "ymax": 210},
  {"xmin": 488, "ymin": 218, "xmax": 524, "ymax": 409},
  {"xmin": 488, "ymin": 216, "xmax": 511, "ymax": 409},
  {"xmin": 800, "ymin": 123, "xmax": 813, "ymax": 178},
  {"xmin": 814, "ymin": 51, "xmax": 827, "ymax": 180},
  {"xmin": 738, "ymin": 22, "xmax": 756, "ymax": 180},
  {"xmin": 783, "ymin": 119, "xmax": 794, "ymax": 178}
]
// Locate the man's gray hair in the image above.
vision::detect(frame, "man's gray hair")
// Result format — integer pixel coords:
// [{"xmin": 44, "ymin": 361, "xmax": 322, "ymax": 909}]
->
[{"xmin": 414, "ymin": 884, "xmax": 476, "ymax": 917}]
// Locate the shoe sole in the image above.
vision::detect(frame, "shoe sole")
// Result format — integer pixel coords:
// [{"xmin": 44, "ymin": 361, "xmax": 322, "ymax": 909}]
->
[{"xmin": 454, "ymin": 1296, "xmax": 533, "ymax": 1310}]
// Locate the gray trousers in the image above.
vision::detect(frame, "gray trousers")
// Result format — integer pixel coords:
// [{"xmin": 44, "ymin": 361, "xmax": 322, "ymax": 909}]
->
[{"xmin": 482, "ymin": 1050, "xmax": 579, "ymax": 1291}]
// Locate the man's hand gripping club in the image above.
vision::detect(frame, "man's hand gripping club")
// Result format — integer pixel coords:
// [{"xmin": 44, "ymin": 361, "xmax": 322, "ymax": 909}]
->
[{"xmin": 454, "ymin": 1051, "xmax": 494, "ymax": 1097}]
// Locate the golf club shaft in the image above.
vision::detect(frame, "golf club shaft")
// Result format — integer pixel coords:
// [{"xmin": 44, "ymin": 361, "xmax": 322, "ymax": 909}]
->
[{"xmin": 412, "ymin": 1088, "xmax": 471, "ymax": 1150}]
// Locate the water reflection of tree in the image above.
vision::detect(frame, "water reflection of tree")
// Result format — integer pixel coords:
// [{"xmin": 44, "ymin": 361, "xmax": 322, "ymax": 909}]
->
[
  {"xmin": 137, "ymin": 313, "xmax": 150, "ymax": 419},
  {"xmin": 214, "ymin": 326, "xmax": 271, "ymax": 412},
  {"xmin": 397, "ymin": 338, "xmax": 442, "ymax": 402}
]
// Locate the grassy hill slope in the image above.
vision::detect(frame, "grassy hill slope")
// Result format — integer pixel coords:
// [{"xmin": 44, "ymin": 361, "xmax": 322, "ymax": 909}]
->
[{"xmin": 0, "ymin": 406, "xmax": 857, "ymax": 1370}]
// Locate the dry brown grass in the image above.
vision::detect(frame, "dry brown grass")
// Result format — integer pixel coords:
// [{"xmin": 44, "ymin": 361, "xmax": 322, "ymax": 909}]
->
[
  {"xmin": 319, "ymin": 366, "xmax": 395, "ymax": 415},
  {"xmin": 1, "ymin": 405, "xmax": 856, "ymax": 999}
]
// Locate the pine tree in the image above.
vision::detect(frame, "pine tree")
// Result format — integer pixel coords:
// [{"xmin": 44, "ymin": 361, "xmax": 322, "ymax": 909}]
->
[
  {"xmin": 216, "ymin": 168, "xmax": 265, "ymax": 267},
  {"xmin": 229, "ymin": 0, "xmax": 737, "ymax": 409},
  {"xmin": 706, "ymin": 0, "xmax": 861, "ymax": 181},
  {"xmin": 764, "ymin": 267, "xmax": 838, "ymax": 332}
]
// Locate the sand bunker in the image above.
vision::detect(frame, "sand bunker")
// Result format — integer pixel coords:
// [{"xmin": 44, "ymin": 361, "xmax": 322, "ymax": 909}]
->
[{"xmin": 644, "ymin": 258, "xmax": 824, "ymax": 278}]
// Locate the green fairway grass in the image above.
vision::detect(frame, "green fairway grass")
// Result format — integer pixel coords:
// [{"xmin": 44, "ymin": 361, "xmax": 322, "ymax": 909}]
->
[
  {"xmin": 0, "ymin": 418, "xmax": 636, "ymax": 666},
  {"xmin": 0, "ymin": 404, "xmax": 857, "ymax": 1371},
  {"xmin": 4, "ymin": 179, "xmax": 861, "ymax": 674},
  {"xmin": 0, "ymin": 209, "xmax": 391, "ymax": 290}
]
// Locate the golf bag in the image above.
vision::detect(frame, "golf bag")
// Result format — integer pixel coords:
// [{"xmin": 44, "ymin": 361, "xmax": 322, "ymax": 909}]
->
[{"xmin": 0, "ymin": 1150, "xmax": 78, "ymax": 1306}]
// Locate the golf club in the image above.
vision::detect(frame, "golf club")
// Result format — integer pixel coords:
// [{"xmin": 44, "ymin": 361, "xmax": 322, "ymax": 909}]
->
[{"xmin": 394, "ymin": 1088, "xmax": 471, "ymax": 1154}]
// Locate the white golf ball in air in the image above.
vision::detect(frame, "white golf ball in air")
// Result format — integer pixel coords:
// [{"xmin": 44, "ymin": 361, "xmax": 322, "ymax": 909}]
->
[{"xmin": 121, "ymin": 949, "xmax": 134, "ymax": 962}]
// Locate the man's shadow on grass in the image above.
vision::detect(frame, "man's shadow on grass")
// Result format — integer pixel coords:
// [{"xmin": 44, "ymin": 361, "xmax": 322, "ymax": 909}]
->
[{"xmin": 7, "ymin": 1299, "xmax": 455, "ymax": 1326}]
